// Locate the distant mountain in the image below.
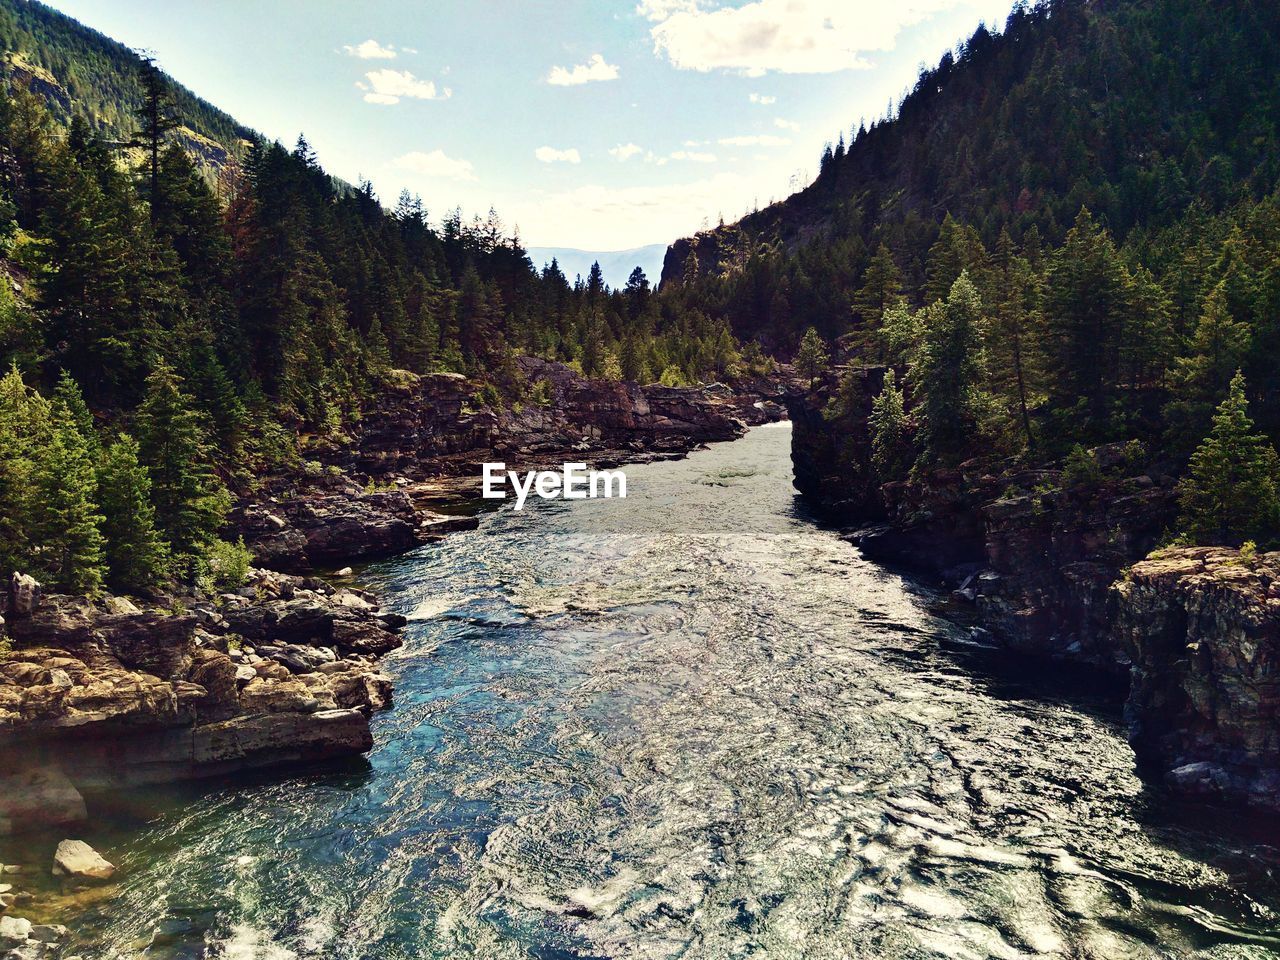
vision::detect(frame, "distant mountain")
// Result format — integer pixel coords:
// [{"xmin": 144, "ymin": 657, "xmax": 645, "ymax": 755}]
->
[
  {"xmin": 0, "ymin": 0, "xmax": 253, "ymax": 177},
  {"xmin": 527, "ymin": 244, "xmax": 667, "ymax": 290}
]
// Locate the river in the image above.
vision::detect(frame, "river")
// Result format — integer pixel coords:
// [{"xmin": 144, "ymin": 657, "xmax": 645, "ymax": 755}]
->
[{"xmin": 83, "ymin": 424, "xmax": 1280, "ymax": 958}]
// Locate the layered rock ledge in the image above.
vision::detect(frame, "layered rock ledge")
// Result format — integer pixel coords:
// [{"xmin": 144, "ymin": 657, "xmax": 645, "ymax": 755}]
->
[
  {"xmin": 1113, "ymin": 547, "xmax": 1280, "ymax": 809},
  {"xmin": 787, "ymin": 366, "xmax": 1280, "ymax": 810},
  {"xmin": 0, "ymin": 567, "xmax": 400, "ymax": 826}
]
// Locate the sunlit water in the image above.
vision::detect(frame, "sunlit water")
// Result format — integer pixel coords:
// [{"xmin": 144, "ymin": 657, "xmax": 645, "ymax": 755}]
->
[{"xmin": 61, "ymin": 424, "xmax": 1280, "ymax": 958}]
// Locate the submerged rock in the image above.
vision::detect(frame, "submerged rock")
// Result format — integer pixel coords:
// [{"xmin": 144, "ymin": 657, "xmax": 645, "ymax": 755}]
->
[{"xmin": 0, "ymin": 766, "xmax": 87, "ymax": 836}]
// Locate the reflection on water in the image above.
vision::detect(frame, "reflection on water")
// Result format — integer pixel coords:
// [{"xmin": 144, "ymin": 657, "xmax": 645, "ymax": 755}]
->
[{"xmin": 62, "ymin": 424, "xmax": 1280, "ymax": 957}]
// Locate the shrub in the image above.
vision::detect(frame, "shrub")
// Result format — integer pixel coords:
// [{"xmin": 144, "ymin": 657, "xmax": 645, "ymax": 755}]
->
[{"xmin": 199, "ymin": 537, "xmax": 253, "ymax": 594}]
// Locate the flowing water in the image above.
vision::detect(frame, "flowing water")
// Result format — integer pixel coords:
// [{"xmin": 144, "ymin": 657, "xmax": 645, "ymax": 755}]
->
[{"xmin": 70, "ymin": 424, "xmax": 1280, "ymax": 958}]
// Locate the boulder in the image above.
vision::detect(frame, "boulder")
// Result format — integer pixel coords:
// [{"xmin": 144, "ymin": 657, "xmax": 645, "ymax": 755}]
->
[
  {"xmin": 0, "ymin": 766, "xmax": 87, "ymax": 836},
  {"xmin": 51, "ymin": 840, "xmax": 115, "ymax": 882},
  {"xmin": 7, "ymin": 574, "xmax": 40, "ymax": 616},
  {"xmin": 27, "ymin": 924, "xmax": 67, "ymax": 944},
  {"xmin": 0, "ymin": 915, "xmax": 31, "ymax": 948}
]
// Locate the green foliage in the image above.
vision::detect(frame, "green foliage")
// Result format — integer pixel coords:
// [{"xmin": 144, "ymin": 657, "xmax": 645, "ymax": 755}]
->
[
  {"xmin": 98, "ymin": 433, "xmax": 169, "ymax": 593},
  {"xmin": 1062, "ymin": 444, "xmax": 1103, "ymax": 490},
  {"xmin": 528, "ymin": 379, "xmax": 553, "ymax": 407},
  {"xmin": 659, "ymin": 364, "xmax": 687, "ymax": 387},
  {"xmin": 869, "ymin": 369, "xmax": 912, "ymax": 481},
  {"xmin": 134, "ymin": 361, "xmax": 230, "ymax": 576},
  {"xmin": 474, "ymin": 382, "xmax": 502, "ymax": 409},
  {"xmin": 33, "ymin": 373, "xmax": 104, "ymax": 592},
  {"xmin": 0, "ymin": 364, "xmax": 112, "ymax": 593},
  {"xmin": 911, "ymin": 273, "xmax": 988, "ymax": 467},
  {"xmin": 795, "ymin": 327, "xmax": 829, "ymax": 388},
  {"xmin": 198, "ymin": 536, "xmax": 252, "ymax": 594},
  {"xmin": 1178, "ymin": 372, "xmax": 1280, "ymax": 546}
]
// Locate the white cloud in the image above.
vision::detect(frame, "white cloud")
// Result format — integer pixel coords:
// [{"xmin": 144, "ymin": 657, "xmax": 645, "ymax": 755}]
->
[
  {"xmin": 359, "ymin": 69, "xmax": 451, "ymax": 105},
  {"xmin": 643, "ymin": 0, "xmax": 963, "ymax": 75},
  {"xmin": 749, "ymin": 93, "xmax": 776, "ymax": 105},
  {"xmin": 609, "ymin": 142, "xmax": 645, "ymax": 161},
  {"xmin": 718, "ymin": 134, "xmax": 790, "ymax": 147},
  {"xmin": 547, "ymin": 53, "xmax": 620, "ymax": 86},
  {"xmin": 392, "ymin": 149, "xmax": 477, "ymax": 182},
  {"xmin": 774, "ymin": 117, "xmax": 800, "ymax": 131},
  {"xmin": 669, "ymin": 150, "xmax": 717, "ymax": 162},
  {"xmin": 535, "ymin": 146, "xmax": 582, "ymax": 164},
  {"xmin": 344, "ymin": 39, "xmax": 397, "ymax": 60},
  {"xmin": 635, "ymin": 0, "xmax": 699, "ymax": 17}
]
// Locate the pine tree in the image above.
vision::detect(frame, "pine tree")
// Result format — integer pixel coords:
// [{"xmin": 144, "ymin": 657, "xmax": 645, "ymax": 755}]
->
[
  {"xmin": 870, "ymin": 368, "xmax": 912, "ymax": 480},
  {"xmin": 132, "ymin": 57, "xmax": 181, "ymax": 213},
  {"xmin": 32, "ymin": 398, "xmax": 106, "ymax": 593},
  {"xmin": 1043, "ymin": 208, "xmax": 1131, "ymax": 436},
  {"xmin": 795, "ymin": 327, "xmax": 829, "ymax": 388},
  {"xmin": 0, "ymin": 364, "xmax": 47, "ymax": 576},
  {"xmin": 1178, "ymin": 371, "xmax": 1280, "ymax": 546},
  {"xmin": 912, "ymin": 272, "xmax": 987, "ymax": 466},
  {"xmin": 852, "ymin": 243, "xmax": 903, "ymax": 336},
  {"xmin": 52, "ymin": 369, "xmax": 98, "ymax": 458},
  {"xmin": 98, "ymin": 434, "xmax": 169, "ymax": 593},
  {"xmin": 134, "ymin": 361, "xmax": 231, "ymax": 575}
]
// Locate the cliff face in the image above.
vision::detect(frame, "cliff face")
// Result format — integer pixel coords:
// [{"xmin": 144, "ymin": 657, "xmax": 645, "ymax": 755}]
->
[
  {"xmin": 785, "ymin": 377, "xmax": 1280, "ymax": 809},
  {"xmin": 788, "ymin": 371, "xmax": 1178, "ymax": 666},
  {"xmin": 1113, "ymin": 547, "xmax": 1280, "ymax": 809}
]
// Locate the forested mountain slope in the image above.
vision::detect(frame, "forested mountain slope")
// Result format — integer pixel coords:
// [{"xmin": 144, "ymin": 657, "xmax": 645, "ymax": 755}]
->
[
  {"xmin": 0, "ymin": 3, "xmax": 754, "ymax": 599},
  {"xmin": 0, "ymin": 0, "xmax": 253, "ymax": 176},
  {"xmin": 665, "ymin": 0, "xmax": 1280, "ymax": 351}
]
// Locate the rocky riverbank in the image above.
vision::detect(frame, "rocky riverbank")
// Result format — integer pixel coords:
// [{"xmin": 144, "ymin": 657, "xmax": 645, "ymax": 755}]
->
[
  {"xmin": 0, "ymin": 362, "xmax": 791, "ymax": 821},
  {"xmin": 788, "ymin": 366, "xmax": 1280, "ymax": 811},
  {"xmin": 234, "ymin": 359, "xmax": 790, "ymax": 573},
  {"xmin": 0, "ymin": 566, "xmax": 400, "ymax": 801},
  {"xmin": 0, "ymin": 361, "xmax": 791, "ymax": 945}
]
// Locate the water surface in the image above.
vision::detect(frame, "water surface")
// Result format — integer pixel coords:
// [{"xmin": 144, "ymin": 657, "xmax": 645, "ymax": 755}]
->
[{"xmin": 82, "ymin": 424, "xmax": 1280, "ymax": 958}]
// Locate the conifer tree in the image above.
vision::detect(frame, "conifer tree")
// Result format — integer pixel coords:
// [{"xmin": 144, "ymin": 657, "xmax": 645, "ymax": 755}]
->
[
  {"xmin": 32, "ymin": 394, "xmax": 106, "ymax": 593},
  {"xmin": 851, "ymin": 242, "xmax": 903, "ymax": 351},
  {"xmin": 870, "ymin": 368, "xmax": 912, "ymax": 480},
  {"xmin": 134, "ymin": 361, "xmax": 230, "ymax": 575},
  {"xmin": 796, "ymin": 327, "xmax": 829, "ymax": 388},
  {"xmin": 132, "ymin": 57, "xmax": 181, "ymax": 214},
  {"xmin": 1043, "ymin": 208, "xmax": 1131, "ymax": 435},
  {"xmin": 98, "ymin": 434, "xmax": 169, "ymax": 593},
  {"xmin": 0, "ymin": 364, "xmax": 46, "ymax": 576},
  {"xmin": 912, "ymin": 272, "xmax": 986, "ymax": 466},
  {"xmin": 1178, "ymin": 371, "xmax": 1280, "ymax": 546}
]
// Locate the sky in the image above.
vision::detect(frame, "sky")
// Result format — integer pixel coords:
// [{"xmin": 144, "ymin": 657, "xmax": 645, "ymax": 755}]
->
[{"xmin": 45, "ymin": 0, "xmax": 1018, "ymax": 252}]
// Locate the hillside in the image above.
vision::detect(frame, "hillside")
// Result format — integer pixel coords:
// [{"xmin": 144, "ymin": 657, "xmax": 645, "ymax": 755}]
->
[
  {"xmin": 0, "ymin": 0, "xmax": 253, "ymax": 176},
  {"xmin": 663, "ymin": 0, "xmax": 1280, "ymax": 345}
]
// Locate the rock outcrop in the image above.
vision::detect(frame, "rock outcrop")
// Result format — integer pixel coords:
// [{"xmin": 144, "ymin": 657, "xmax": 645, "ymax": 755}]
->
[
  {"xmin": 0, "ymin": 568, "xmax": 400, "ymax": 802},
  {"xmin": 0, "ymin": 767, "xmax": 86, "ymax": 837},
  {"xmin": 1113, "ymin": 547, "xmax": 1280, "ymax": 809},
  {"xmin": 788, "ymin": 369, "xmax": 1178, "ymax": 666},
  {"xmin": 785, "ymin": 371, "xmax": 1280, "ymax": 808},
  {"xmin": 234, "ymin": 360, "xmax": 788, "ymax": 572}
]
